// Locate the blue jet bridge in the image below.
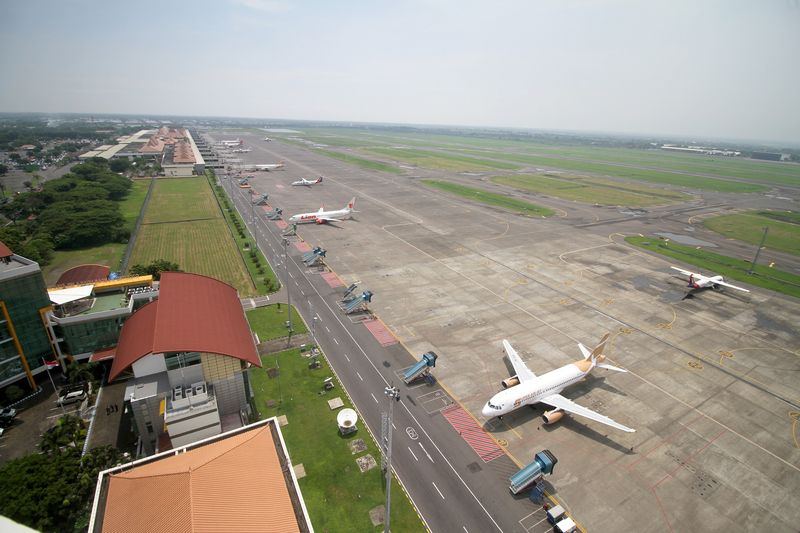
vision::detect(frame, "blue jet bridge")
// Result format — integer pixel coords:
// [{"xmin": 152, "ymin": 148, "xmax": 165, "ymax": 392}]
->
[
  {"xmin": 253, "ymin": 193, "xmax": 269, "ymax": 205},
  {"xmin": 266, "ymin": 207, "xmax": 283, "ymax": 220},
  {"xmin": 341, "ymin": 283, "xmax": 360, "ymax": 303},
  {"xmin": 302, "ymin": 247, "xmax": 326, "ymax": 266},
  {"xmin": 403, "ymin": 351, "xmax": 438, "ymax": 385},
  {"xmin": 281, "ymin": 223, "xmax": 297, "ymax": 237},
  {"xmin": 343, "ymin": 290, "xmax": 373, "ymax": 314},
  {"xmin": 509, "ymin": 449, "xmax": 557, "ymax": 496}
]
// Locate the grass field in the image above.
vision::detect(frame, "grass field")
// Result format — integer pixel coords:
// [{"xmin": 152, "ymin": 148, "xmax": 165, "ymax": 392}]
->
[
  {"xmin": 756, "ymin": 210, "xmax": 800, "ymax": 225},
  {"xmin": 142, "ymin": 177, "xmax": 221, "ymax": 224},
  {"xmin": 246, "ymin": 305, "xmax": 308, "ymax": 341},
  {"xmin": 42, "ymin": 179, "xmax": 151, "ymax": 285},
  {"xmin": 363, "ymin": 147, "xmax": 520, "ymax": 172},
  {"xmin": 315, "ymin": 149, "xmax": 403, "ymax": 173},
  {"xmin": 626, "ymin": 236, "xmax": 800, "ymax": 298},
  {"xmin": 422, "ymin": 180, "xmax": 553, "ymax": 217},
  {"xmin": 703, "ymin": 211, "xmax": 800, "ymax": 256},
  {"xmin": 457, "ymin": 150, "xmax": 766, "ymax": 193},
  {"xmin": 251, "ymin": 348, "xmax": 423, "ymax": 532},
  {"xmin": 129, "ymin": 177, "xmax": 257, "ymax": 296},
  {"xmin": 492, "ymin": 173, "xmax": 690, "ymax": 207}
]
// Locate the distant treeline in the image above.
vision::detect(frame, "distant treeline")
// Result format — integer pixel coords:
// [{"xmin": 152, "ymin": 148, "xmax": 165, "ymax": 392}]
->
[{"xmin": 0, "ymin": 158, "xmax": 132, "ymax": 265}]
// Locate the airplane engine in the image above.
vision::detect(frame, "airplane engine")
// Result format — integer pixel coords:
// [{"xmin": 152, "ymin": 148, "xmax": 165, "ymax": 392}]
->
[
  {"xmin": 542, "ymin": 410, "xmax": 564, "ymax": 425},
  {"xmin": 315, "ymin": 219, "xmax": 325, "ymax": 225},
  {"xmin": 501, "ymin": 375, "xmax": 520, "ymax": 389}
]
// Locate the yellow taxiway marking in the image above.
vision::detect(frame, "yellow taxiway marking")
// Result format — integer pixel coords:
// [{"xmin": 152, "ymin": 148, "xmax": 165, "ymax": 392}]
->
[
  {"xmin": 688, "ymin": 361, "xmax": 704, "ymax": 370},
  {"xmin": 655, "ymin": 305, "xmax": 677, "ymax": 330},
  {"xmin": 718, "ymin": 350, "xmax": 734, "ymax": 365}
]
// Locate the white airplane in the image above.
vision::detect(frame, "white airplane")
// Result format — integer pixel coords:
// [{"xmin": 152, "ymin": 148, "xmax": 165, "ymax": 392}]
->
[
  {"xmin": 291, "ymin": 176, "xmax": 323, "ymax": 187},
  {"xmin": 263, "ymin": 137, "xmax": 272, "ymax": 142},
  {"xmin": 219, "ymin": 138, "xmax": 243, "ymax": 147},
  {"xmin": 231, "ymin": 147, "xmax": 251, "ymax": 153},
  {"xmin": 289, "ymin": 197, "xmax": 356, "ymax": 225},
  {"xmin": 670, "ymin": 266, "xmax": 750, "ymax": 293},
  {"xmin": 481, "ymin": 334, "xmax": 635, "ymax": 433},
  {"xmin": 253, "ymin": 161, "xmax": 285, "ymax": 171}
]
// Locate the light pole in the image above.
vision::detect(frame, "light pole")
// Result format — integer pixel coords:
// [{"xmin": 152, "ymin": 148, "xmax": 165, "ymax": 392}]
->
[
  {"xmin": 748, "ymin": 226, "xmax": 769, "ymax": 274},
  {"xmin": 283, "ymin": 238, "xmax": 293, "ymax": 347},
  {"xmin": 382, "ymin": 385, "xmax": 400, "ymax": 533}
]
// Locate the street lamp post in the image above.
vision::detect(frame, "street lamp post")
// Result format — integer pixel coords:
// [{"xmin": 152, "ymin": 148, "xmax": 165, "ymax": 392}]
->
[
  {"xmin": 382, "ymin": 385, "xmax": 400, "ymax": 533},
  {"xmin": 283, "ymin": 238, "xmax": 293, "ymax": 347}
]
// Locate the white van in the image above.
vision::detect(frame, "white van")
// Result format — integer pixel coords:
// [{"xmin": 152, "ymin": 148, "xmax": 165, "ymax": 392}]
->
[{"xmin": 56, "ymin": 389, "xmax": 87, "ymax": 406}]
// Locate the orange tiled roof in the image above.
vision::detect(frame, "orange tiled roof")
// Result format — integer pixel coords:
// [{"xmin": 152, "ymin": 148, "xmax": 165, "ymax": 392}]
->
[
  {"xmin": 101, "ymin": 424, "xmax": 301, "ymax": 533},
  {"xmin": 172, "ymin": 141, "xmax": 195, "ymax": 163}
]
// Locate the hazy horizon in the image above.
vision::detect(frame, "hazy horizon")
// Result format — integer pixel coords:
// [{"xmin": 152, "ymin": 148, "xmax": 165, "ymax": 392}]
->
[{"xmin": 1, "ymin": 0, "xmax": 798, "ymax": 144}]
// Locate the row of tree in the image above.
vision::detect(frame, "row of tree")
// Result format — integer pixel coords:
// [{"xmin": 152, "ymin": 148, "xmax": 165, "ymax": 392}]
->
[{"xmin": 0, "ymin": 158, "xmax": 133, "ymax": 265}]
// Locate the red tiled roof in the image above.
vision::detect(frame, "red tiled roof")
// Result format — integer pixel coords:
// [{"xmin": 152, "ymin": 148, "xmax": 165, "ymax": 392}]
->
[
  {"xmin": 172, "ymin": 141, "xmax": 195, "ymax": 163},
  {"xmin": 89, "ymin": 346, "xmax": 117, "ymax": 363},
  {"xmin": 0, "ymin": 241, "xmax": 12, "ymax": 258},
  {"xmin": 56, "ymin": 264, "xmax": 110, "ymax": 286},
  {"xmin": 109, "ymin": 272, "xmax": 259, "ymax": 381}
]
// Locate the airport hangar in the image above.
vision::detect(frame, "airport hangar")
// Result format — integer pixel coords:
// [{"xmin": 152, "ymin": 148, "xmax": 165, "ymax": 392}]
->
[{"xmin": 228, "ymin": 131, "xmax": 800, "ymax": 533}]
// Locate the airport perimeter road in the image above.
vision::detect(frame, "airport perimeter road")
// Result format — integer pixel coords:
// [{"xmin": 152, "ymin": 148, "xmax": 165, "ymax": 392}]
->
[{"xmin": 220, "ymin": 176, "xmax": 545, "ymax": 533}]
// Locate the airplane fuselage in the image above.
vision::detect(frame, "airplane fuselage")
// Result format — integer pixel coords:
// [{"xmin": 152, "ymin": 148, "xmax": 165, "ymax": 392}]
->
[
  {"xmin": 482, "ymin": 362, "xmax": 589, "ymax": 418},
  {"xmin": 690, "ymin": 274, "xmax": 723, "ymax": 289},
  {"xmin": 289, "ymin": 208, "xmax": 350, "ymax": 224}
]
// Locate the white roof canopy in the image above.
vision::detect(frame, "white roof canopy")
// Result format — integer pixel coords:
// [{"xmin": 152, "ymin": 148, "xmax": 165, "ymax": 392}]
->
[{"xmin": 48, "ymin": 285, "xmax": 94, "ymax": 305}]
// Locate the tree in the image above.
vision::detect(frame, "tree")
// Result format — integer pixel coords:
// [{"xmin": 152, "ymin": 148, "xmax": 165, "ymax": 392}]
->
[
  {"xmin": 0, "ymin": 163, "xmax": 8, "ymax": 176},
  {"xmin": 129, "ymin": 259, "xmax": 181, "ymax": 280},
  {"xmin": 108, "ymin": 158, "xmax": 132, "ymax": 173}
]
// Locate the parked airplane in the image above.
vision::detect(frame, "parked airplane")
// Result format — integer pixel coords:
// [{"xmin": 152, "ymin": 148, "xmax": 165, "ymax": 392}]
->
[
  {"xmin": 219, "ymin": 138, "xmax": 243, "ymax": 147},
  {"xmin": 253, "ymin": 161, "xmax": 285, "ymax": 171},
  {"xmin": 289, "ymin": 197, "xmax": 356, "ymax": 225},
  {"xmin": 670, "ymin": 266, "xmax": 750, "ymax": 293},
  {"xmin": 231, "ymin": 147, "xmax": 251, "ymax": 153},
  {"xmin": 291, "ymin": 176, "xmax": 323, "ymax": 187},
  {"xmin": 481, "ymin": 334, "xmax": 635, "ymax": 432},
  {"xmin": 263, "ymin": 137, "xmax": 272, "ymax": 142}
]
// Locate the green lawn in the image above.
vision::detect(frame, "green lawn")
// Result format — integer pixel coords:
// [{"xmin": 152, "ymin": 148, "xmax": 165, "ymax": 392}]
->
[
  {"xmin": 625, "ymin": 236, "xmax": 800, "ymax": 298},
  {"xmin": 756, "ymin": 210, "xmax": 800, "ymax": 225},
  {"xmin": 120, "ymin": 179, "xmax": 151, "ymax": 231},
  {"xmin": 363, "ymin": 147, "xmax": 520, "ymax": 172},
  {"xmin": 422, "ymin": 179, "xmax": 554, "ymax": 217},
  {"xmin": 492, "ymin": 173, "xmax": 690, "ymax": 207},
  {"xmin": 315, "ymin": 149, "xmax": 403, "ymax": 173},
  {"xmin": 143, "ymin": 177, "xmax": 221, "ymax": 223},
  {"xmin": 703, "ymin": 211, "xmax": 800, "ymax": 256},
  {"xmin": 246, "ymin": 305, "xmax": 308, "ymax": 341},
  {"xmin": 459, "ymin": 151, "xmax": 766, "ymax": 193},
  {"xmin": 251, "ymin": 348, "xmax": 423, "ymax": 532}
]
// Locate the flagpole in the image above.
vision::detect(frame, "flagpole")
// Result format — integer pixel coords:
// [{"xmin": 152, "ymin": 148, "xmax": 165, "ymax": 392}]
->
[{"xmin": 46, "ymin": 363, "xmax": 66, "ymax": 417}]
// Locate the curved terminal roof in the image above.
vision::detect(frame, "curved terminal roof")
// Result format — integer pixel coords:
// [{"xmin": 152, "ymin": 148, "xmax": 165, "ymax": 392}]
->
[
  {"xmin": 56, "ymin": 264, "xmax": 110, "ymax": 286},
  {"xmin": 109, "ymin": 272, "xmax": 259, "ymax": 381},
  {"xmin": 0, "ymin": 241, "xmax": 12, "ymax": 258}
]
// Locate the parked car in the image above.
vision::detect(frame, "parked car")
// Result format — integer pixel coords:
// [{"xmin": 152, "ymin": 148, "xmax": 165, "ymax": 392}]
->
[
  {"xmin": 0, "ymin": 407, "xmax": 17, "ymax": 427},
  {"xmin": 56, "ymin": 386, "xmax": 88, "ymax": 406}
]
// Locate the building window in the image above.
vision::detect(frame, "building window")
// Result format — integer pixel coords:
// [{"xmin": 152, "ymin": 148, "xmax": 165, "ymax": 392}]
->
[{"xmin": 165, "ymin": 352, "xmax": 201, "ymax": 371}]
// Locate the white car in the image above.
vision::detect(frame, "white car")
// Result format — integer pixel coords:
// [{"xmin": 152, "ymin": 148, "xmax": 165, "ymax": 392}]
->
[{"xmin": 56, "ymin": 389, "xmax": 87, "ymax": 406}]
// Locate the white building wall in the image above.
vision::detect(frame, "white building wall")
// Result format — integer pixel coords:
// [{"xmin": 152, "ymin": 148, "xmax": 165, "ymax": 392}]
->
[{"xmin": 132, "ymin": 353, "xmax": 166, "ymax": 378}]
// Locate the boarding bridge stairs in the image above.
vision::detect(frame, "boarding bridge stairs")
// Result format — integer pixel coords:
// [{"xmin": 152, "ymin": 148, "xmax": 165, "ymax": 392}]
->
[
  {"xmin": 403, "ymin": 351, "xmax": 438, "ymax": 385},
  {"xmin": 341, "ymin": 283, "xmax": 360, "ymax": 303},
  {"xmin": 281, "ymin": 223, "xmax": 297, "ymax": 237},
  {"xmin": 302, "ymin": 247, "xmax": 326, "ymax": 267},
  {"xmin": 266, "ymin": 208, "xmax": 283, "ymax": 220},
  {"xmin": 343, "ymin": 290, "xmax": 373, "ymax": 314},
  {"xmin": 253, "ymin": 193, "xmax": 269, "ymax": 205}
]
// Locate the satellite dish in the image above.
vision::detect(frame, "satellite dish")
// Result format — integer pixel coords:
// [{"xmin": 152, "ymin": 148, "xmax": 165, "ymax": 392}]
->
[{"xmin": 337, "ymin": 408, "xmax": 358, "ymax": 429}]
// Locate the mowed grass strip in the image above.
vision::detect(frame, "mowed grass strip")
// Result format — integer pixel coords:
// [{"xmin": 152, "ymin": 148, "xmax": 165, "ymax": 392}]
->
[
  {"xmin": 492, "ymin": 173, "xmax": 690, "ymax": 207},
  {"xmin": 703, "ymin": 211, "xmax": 800, "ymax": 256},
  {"xmin": 251, "ymin": 348, "xmax": 423, "ymax": 532},
  {"xmin": 422, "ymin": 179, "xmax": 553, "ymax": 217},
  {"xmin": 315, "ymin": 149, "xmax": 403, "ymax": 173},
  {"xmin": 246, "ymin": 305, "xmax": 308, "ymax": 341},
  {"xmin": 130, "ymin": 219, "xmax": 255, "ymax": 295},
  {"xmin": 458, "ymin": 150, "xmax": 766, "ymax": 193},
  {"xmin": 626, "ymin": 236, "xmax": 800, "ymax": 298},
  {"xmin": 757, "ymin": 210, "xmax": 800, "ymax": 225},
  {"xmin": 363, "ymin": 147, "xmax": 520, "ymax": 172},
  {"xmin": 143, "ymin": 177, "xmax": 221, "ymax": 224}
]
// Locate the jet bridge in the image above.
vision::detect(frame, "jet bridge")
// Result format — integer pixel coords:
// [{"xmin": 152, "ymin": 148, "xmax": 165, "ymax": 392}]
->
[
  {"xmin": 341, "ymin": 282, "xmax": 360, "ymax": 303},
  {"xmin": 509, "ymin": 450, "xmax": 557, "ymax": 497},
  {"xmin": 343, "ymin": 290, "xmax": 373, "ymax": 314},
  {"xmin": 302, "ymin": 247, "xmax": 326, "ymax": 267},
  {"xmin": 252, "ymin": 193, "xmax": 269, "ymax": 205},
  {"xmin": 266, "ymin": 208, "xmax": 283, "ymax": 220},
  {"xmin": 403, "ymin": 351, "xmax": 438, "ymax": 385},
  {"xmin": 281, "ymin": 223, "xmax": 297, "ymax": 237}
]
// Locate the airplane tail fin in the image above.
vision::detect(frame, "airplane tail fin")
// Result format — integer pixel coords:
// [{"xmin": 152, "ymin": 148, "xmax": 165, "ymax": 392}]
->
[
  {"xmin": 346, "ymin": 197, "xmax": 357, "ymax": 211},
  {"xmin": 589, "ymin": 333, "xmax": 610, "ymax": 363},
  {"xmin": 317, "ymin": 176, "xmax": 323, "ymax": 184}
]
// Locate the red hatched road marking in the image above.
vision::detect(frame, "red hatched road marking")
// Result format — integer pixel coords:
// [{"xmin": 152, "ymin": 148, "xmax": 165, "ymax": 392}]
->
[
  {"xmin": 274, "ymin": 220, "xmax": 288, "ymax": 229},
  {"xmin": 261, "ymin": 205, "xmax": 272, "ymax": 212},
  {"xmin": 320, "ymin": 271, "xmax": 344, "ymax": 288},
  {"xmin": 362, "ymin": 319, "xmax": 398, "ymax": 347},
  {"xmin": 440, "ymin": 405, "xmax": 505, "ymax": 463},
  {"xmin": 294, "ymin": 241, "xmax": 312, "ymax": 252}
]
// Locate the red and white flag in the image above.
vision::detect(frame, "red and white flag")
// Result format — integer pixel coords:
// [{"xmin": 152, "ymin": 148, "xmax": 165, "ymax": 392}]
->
[{"xmin": 44, "ymin": 360, "xmax": 59, "ymax": 369}]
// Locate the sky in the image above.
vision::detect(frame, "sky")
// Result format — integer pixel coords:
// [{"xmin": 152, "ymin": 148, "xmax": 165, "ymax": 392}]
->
[{"xmin": 1, "ymin": 0, "xmax": 799, "ymax": 144}]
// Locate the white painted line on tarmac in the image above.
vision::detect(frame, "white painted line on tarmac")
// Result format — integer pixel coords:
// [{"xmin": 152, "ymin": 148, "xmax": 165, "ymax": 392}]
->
[
  {"xmin": 432, "ymin": 481, "xmax": 445, "ymax": 500},
  {"xmin": 463, "ymin": 526, "xmax": 469, "ymax": 533},
  {"xmin": 408, "ymin": 446, "xmax": 418, "ymax": 461},
  {"xmin": 325, "ymin": 326, "xmax": 331, "ymax": 333},
  {"xmin": 288, "ymin": 271, "xmax": 294, "ymax": 278},
  {"xmin": 371, "ymin": 393, "xmax": 378, "ymax": 404},
  {"xmin": 333, "ymin": 338, "xmax": 339, "ymax": 345},
  {"xmin": 344, "ymin": 353, "xmax": 350, "ymax": 362},
  {"xmin": 418, "ymin": 442, "xmax": 434, "ymax": 463},
  {"xmin": 356, "ymin": 371, "xmax": 363, "ymax": 381}
]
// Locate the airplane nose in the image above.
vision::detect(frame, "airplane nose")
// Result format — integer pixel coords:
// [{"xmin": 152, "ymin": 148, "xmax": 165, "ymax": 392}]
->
[{"xmin": 481, "ymin": 404, "xmax": 491, "ymax": 418}]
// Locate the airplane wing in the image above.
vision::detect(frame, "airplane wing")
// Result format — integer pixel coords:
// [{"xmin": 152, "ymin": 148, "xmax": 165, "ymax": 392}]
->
[
  {"xmin": 670, "ymin": 266, "xmax": 697, "ymax": 277},
  {"xmin": 541, "ymin": 394, "xmax": 635, "ymax": 433},
  {"xmin": 502, "ymin": 340, "xmax": 536, "ymax": 383},
  {"xmin": 316, "ymin": 216, "xmax": 338, "ymax": 223},
  {"xmin": 714, "ymin": 279, "xmax": 750, "ymax": 292}
]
